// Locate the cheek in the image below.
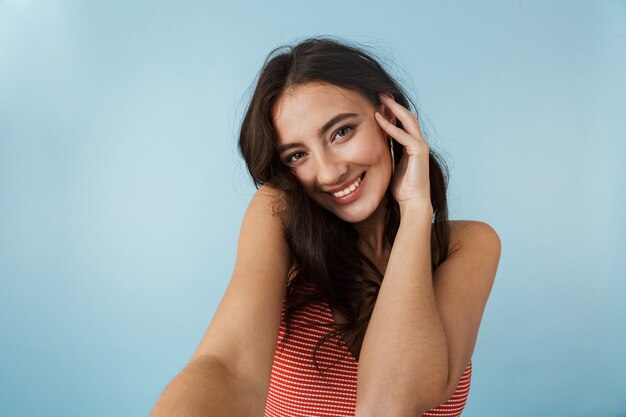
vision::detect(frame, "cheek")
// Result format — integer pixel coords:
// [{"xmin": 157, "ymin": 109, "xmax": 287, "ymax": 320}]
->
[
  {"xmin": 292, "ymin": 169, "xmax": 316, "ymax": 191},
  {"xmin": 349, "ymin": 134, "xmax": 386, "ymax": 164}
]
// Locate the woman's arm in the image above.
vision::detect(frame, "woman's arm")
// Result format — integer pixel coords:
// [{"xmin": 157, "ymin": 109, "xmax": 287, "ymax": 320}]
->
[
  {"xmin": 358, "ymin": 93, "xmax": 500, "ymax": 416},
  {"xmin": 150, "ymin": 185, "xmax": 292, "ymax": 416},
  {"xmin": 355, "ymin": 214, "xmax": 501, "ymax": 417},
  {"xmin": 355, "ymin": 204, "xmax": 447, "ymax": 416},
  {"xmin": 431, "ymin": 220, "xmax": 500, "ymax": 404},
  {"xmin": 150, "ymin": 354, "xmax": 265, "ymax": 417}
]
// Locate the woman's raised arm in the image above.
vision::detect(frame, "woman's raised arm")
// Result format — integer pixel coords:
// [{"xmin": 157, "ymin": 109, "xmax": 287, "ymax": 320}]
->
[{"xmin": 151, "ymin": 184, "xmax": 292, "ymax": 417}]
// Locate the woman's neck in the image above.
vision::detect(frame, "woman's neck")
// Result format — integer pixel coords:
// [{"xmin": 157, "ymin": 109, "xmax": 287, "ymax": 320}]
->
[{"xmin": 353, "ymin": 196, "xmax": 390, "ymax": 261}]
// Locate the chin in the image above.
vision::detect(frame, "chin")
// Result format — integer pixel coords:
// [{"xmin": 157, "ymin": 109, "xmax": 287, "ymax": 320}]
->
[
  {"xmin": 329, "ymin": 199, "xmax": 382, "ymax": 224},
  {"xmin": 340, "ymin": 215, "xmax": 372, "ymax": 224}
]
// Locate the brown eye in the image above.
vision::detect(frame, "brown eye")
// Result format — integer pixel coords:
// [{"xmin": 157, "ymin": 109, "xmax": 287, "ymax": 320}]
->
[
  {"xmin": 285, "ymin": 151, "xmax": 306, "ymax": 164},
  {"xmin": 334, "ymin": 125, "xmax": 354, "ymax": 140}
]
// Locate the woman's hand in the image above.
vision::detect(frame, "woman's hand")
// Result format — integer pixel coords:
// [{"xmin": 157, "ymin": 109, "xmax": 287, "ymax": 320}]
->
[{"xmin": 374, "ymin": 92, "xmax": 433, "ymax": 215}]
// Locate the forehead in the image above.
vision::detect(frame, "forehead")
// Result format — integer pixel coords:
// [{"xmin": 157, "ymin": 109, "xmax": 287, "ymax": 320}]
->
[{"xmin": 272, "ymin": 82, "xmax": 372, "ymax": 142}]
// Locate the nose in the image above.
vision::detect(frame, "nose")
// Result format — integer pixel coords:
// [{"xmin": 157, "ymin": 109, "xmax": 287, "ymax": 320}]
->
[{"xmin": 314, "ymin": 152, "xmax": 349, "ymax": 190}]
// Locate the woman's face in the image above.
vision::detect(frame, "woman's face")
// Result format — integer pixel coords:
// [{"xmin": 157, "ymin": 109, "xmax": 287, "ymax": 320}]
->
[{"xmin": 272, "ymin": 82, "xmax": 395, "ymax": 223}]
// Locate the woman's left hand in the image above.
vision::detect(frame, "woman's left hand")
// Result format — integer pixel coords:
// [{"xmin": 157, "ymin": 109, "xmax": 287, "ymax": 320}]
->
[{"xmin": 374, "ymin": 92, "xmax": 433, "ymax": 215}]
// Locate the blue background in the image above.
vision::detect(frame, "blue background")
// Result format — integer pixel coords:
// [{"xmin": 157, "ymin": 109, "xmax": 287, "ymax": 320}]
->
[{"xmin": 1, "ymin": 1, "xmax": 625, "ymax": 416}]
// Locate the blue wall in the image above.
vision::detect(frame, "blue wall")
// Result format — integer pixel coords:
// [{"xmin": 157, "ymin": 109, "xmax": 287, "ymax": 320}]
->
[{"xmin": 1, "ymin": 1, "xmax": 624, "ymax": 416}]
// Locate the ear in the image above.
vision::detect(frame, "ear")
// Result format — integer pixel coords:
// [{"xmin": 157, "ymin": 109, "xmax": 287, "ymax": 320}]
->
[{"xmin": 378, "ymin": 93, "xmax": 397, "ymax": 126}]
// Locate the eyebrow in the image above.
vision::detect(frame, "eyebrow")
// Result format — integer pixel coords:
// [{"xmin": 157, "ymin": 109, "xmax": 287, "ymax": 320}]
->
[{"xmin": 277, "ymin": 112, "xmax": 359, "ymax": 154}]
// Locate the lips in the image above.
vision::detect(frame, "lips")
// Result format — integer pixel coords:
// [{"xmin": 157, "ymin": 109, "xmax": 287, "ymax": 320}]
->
[
  {"xmin": 324, "ymin": 172, "xmax": 366, "ymax": 194},
  {"xmin": 325, "ymin": 172, "xmax": 367, "ymax": 206}
]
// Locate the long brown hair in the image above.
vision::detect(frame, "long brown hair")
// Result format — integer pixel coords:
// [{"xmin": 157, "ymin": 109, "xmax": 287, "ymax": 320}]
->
[{"xmin": 238, "ymin": 36, "xmax": 451, "ymax": 376}]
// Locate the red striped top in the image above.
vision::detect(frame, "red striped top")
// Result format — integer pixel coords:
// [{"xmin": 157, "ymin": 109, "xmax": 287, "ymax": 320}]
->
[{"xmin": 264, "ymin": 291, "xmax": 472, "ymax": 417}]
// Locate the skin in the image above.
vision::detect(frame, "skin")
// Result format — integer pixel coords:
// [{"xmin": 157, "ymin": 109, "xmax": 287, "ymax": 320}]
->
[
  {"xmin": 272, "ymin": 81, "xmax": 430, "ymax": 260},
  {"xmin": 272, "ymin": 81, "xmax": 500, "ymax": 414},
  {"xmin": 151, "ymin": 80, "xmax": 499, "ymax": 417}
]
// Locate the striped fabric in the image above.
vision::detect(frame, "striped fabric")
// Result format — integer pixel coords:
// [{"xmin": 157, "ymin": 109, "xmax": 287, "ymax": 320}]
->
[{"xmin": 264, "ymin": 292, "xmax": 472, "ymax": 417}]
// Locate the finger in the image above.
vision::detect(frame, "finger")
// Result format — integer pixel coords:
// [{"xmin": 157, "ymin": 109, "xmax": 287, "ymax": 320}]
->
[
  {"xmin": 379, "ymin": 93, "xmax": 426, "ymax": 144},
  {"xmin": 374, "ymin": 111, "xmax": 425, "ymax": 153}
]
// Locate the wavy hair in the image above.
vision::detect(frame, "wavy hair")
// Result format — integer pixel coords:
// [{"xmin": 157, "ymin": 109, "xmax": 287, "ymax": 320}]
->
[{"xmin": 238, "ymin": 36, "xmax": 451, "ymax": 376}]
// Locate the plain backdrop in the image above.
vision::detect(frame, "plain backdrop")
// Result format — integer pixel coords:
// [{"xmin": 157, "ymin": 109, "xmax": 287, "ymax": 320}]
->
[{"xmin": 1, "ymin": 1, "xmax": 625, "ymax": 416}]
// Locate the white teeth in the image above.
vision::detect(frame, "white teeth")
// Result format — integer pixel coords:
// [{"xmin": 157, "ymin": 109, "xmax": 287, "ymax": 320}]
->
[{"xmin": 331, "ymin": 175, "xmax": 362, "ymax": 198}]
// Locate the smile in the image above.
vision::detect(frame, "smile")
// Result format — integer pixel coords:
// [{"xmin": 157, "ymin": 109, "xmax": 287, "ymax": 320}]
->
[
  {"xmin": 330, "ymin": 174, "xmax": 363, "ymax": 198},
  {"xmin": 324, "ymin": 172, "xmax": 367, "ymax": 206}
]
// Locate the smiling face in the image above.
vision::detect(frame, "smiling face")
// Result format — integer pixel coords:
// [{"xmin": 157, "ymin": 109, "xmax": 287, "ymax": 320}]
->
[{"xmin": 272, "ymin": 82, "xmax": 395, "ymax": 223}]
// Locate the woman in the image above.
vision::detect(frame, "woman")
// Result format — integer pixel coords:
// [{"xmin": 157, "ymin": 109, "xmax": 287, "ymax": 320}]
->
[{"xmin": 151, "ymin": 37, "xmax": 501, "ymax": 417}]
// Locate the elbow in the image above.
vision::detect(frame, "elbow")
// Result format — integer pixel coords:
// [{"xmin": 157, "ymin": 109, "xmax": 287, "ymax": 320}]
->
[
  {"xmin": 419, "ymin": 386, "xmax": 453, "ymax": 415},
  {"xmin": 410, "ymin": 363, "xmax": 449, "ymax": 414},
  {"xmin": 421, "ymin": 347, "xmax": 451, "ymax": 411},
  {"xmin": 416, "ymin": 379, "xmax": 450, "ymax": 414},
  {"xmin": 355, "ymin": 378, "xmax": 449, "ymax": 417},
  {"xmin": 425, "ymin": 324, "xmax": 453, "ymax": 411}
]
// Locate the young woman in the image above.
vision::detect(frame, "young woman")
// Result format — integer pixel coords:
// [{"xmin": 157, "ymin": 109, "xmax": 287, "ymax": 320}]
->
[{"xmin": 151, "ymin": 37, "xmax": 501, "ymax": 417}]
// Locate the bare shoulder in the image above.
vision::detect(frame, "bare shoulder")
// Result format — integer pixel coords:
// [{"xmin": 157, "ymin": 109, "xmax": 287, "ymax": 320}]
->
[
  {"xmin": 253, "ymin": 184, "xmax": 299, "ymax": 280},
  {"xmin": 238, "ymin": 183, "xmax": 292, "ymax": 267},
  {"xmin": 448, "ymin": 220, "xmax": 501, "ymax": 257},
  {"xmin": 256, "ymin": 182, "xmax": 285, "ymax": 200},
  {"xmin": 251, "ymin": 183, "xmax": 288, "ymax": 215}
]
